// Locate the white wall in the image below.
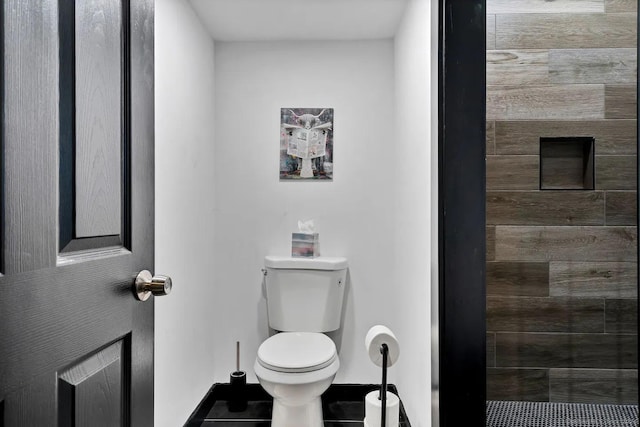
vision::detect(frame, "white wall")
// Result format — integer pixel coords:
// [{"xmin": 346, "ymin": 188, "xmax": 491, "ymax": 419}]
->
[
  {"xmin": 154, "ymin": 2, "xmax": 434, "ymax": 425},
  {"xmin": 154, "ymin": 1, "xmax": 217, "ymax": 426},
  {"xmin": 212, "ymin": 40, "xmax": 399, "ymax": 385},
  {"xmin": 393, "ymin": 1, "xmax": 433, "ymax": 426}
]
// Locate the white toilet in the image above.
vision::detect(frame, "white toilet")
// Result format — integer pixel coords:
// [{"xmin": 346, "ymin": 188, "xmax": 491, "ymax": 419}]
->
[{"xmin": 254, "ymin": 255, "xmax": 348, "ymax": 427}]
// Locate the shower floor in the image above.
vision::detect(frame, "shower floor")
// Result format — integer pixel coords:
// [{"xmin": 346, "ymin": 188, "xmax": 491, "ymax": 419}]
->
[{"xmin": 487, "ymin": 400, "xmax": 639, "ymax": 427}]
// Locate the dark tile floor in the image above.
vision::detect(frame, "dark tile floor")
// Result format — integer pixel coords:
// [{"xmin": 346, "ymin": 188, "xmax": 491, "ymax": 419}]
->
[{"xmin": 185, "ymin": 384, "xmax": 412, "ymax": 427}]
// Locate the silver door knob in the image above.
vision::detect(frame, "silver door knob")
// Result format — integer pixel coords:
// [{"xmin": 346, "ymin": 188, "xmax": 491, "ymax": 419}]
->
[{"xmin": 134, "ymin": 270, "xmax": 172, "ymax": 301}]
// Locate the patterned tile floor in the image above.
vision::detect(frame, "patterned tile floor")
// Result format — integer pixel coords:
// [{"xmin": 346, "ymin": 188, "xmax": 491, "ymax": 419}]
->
[{"xmin": 487, "ymin": 400, "xmax": 639, "ymax": 427}]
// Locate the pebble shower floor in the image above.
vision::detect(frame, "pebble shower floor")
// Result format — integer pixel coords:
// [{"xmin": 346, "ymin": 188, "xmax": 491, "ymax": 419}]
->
[{"xmin": 486, "ymin": 401, "xmax": 639, "ymax": 427}]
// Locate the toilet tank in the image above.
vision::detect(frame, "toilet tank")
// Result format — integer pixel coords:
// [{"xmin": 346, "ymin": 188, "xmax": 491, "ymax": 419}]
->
[{"xmin": 264, "ymin": 256, "xmax": 348, "ymax": 332}]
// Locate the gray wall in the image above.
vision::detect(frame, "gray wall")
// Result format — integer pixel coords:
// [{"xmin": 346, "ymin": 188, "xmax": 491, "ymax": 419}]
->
[{"xmin": 486, "ymin": 0, "xmax": 638, "ymax": 404}]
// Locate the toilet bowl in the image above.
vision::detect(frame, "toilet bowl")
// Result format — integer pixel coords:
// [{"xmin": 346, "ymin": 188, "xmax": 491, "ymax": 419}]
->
[{"xmin": 254, "ymin": 332, "xmax": 339, "ymax": 427}]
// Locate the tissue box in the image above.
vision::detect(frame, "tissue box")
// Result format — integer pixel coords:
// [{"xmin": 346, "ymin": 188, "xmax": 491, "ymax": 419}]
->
[{"xmin": 291, "ymin": 233, "xmax": 319, "ymax": 258}]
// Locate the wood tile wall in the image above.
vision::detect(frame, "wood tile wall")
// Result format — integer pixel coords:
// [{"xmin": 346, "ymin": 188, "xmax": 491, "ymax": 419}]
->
[{"xmin": 486, "ymin": 0, "xmax": 638, "ymax": 404}]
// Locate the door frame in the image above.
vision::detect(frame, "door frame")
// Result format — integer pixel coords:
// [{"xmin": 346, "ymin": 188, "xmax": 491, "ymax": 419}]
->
[
  {"xmin": 436, "ymin": 0, "xmax": 487, "ymax": 425},
  {"xmin": 436, "ymin": 1, "xmax": 640, "ymax": 426}
]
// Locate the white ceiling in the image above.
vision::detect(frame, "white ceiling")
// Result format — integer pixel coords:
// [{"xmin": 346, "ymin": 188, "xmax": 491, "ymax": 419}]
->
[{"xmin": 189, "ymin": 0, "xmax": 409, "ymax": 41}]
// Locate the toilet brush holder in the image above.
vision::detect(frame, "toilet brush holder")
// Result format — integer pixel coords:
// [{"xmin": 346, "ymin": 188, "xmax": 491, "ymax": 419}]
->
[
  {"xmin": 228, "ymin": 370, "xmax": 247, "ymax": 412},
  {"xmin": 228, "ymin": 341, "xmax": 247, "ymax": 412}
]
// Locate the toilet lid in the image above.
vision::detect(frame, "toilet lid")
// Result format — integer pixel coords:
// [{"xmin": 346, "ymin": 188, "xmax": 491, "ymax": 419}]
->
[{"xmin": 257, "ymin": 332, "xmax": 337, "ymax": 373}]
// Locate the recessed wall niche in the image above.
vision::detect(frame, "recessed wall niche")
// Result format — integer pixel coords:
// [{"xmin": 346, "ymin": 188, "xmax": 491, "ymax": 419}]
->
[{"xmin": 539, "ymin": 137, "xmax": 595, "ymax": 190}]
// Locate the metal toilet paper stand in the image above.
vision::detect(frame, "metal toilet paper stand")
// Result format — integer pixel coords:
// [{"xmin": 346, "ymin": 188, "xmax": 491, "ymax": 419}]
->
[
  {"xmin": 364, "ymin": 325, "xmax": 400, "ymax": 427},
  {"xmin": 379, "ymin": 343, "xmax": 389, "ymax": 427}
]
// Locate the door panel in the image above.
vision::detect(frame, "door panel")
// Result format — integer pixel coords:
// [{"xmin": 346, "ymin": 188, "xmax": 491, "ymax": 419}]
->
[
  {"xmin": 58, "ymin": 339, "xmax": 129, "ymax": 426},
  {"xmin": 0, "ymin": 0, "xmax": 155, "ymax": 425},
  {"xmin": 74, "ymin": 0, "xmax": 124, "ymax": 239},
  {"xmin": 59, "ymin": 0, "xmax": 130, "ymax": 253}
]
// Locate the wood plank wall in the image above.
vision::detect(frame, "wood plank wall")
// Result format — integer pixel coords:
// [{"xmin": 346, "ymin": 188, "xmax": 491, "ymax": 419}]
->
[{"xmin": 486, "ymin": 0, "xmax": 638, "ymax": 404}]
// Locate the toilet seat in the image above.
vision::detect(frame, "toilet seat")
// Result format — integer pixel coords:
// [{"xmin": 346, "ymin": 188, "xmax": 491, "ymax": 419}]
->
[
  {"xmin": 254, "ymin": 354, "xmax": 340, "ymax": 387},
  {"xmin": 257, "ymin": 332, "xmax": 337, "ymax": 373}
]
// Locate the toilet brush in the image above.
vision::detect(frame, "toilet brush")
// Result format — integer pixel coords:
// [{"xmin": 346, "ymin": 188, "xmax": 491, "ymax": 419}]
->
[{"xmin": 228, "ymin": 341, "xmax": 247, "ymax": 412}]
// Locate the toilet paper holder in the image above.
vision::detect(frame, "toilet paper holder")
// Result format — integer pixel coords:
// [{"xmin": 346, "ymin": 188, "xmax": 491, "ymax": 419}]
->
[
  {"xmin": 379, "ymin": 343, "xmax": 389, "ymax": 427},
  {"xmin": 364, "ymin": 325, "xmax": 400, "ymax": 427}
]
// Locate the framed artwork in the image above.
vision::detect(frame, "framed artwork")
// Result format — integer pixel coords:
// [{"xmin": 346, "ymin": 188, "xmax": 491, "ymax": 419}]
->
[{"xmin": 280, "ymin": 108, "xmax": 334, "ymax": 180}]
